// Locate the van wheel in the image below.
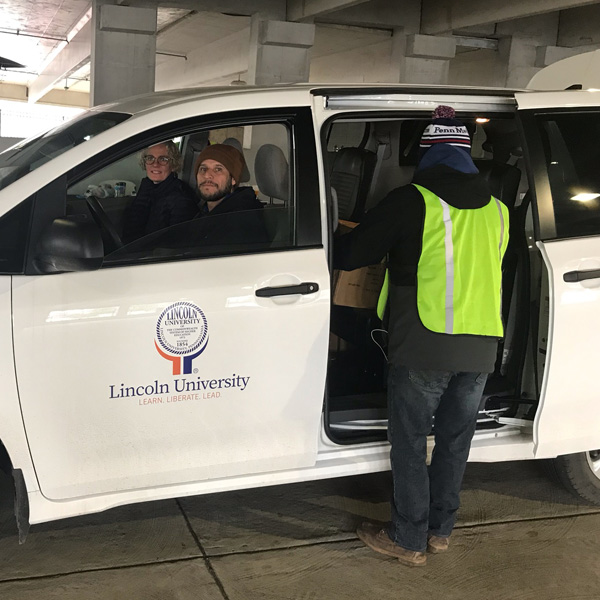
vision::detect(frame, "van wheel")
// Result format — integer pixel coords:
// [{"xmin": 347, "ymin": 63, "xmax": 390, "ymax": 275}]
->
[{"xmin": 553, "ymin": 450, "xmax": 600, "ymax": 506}]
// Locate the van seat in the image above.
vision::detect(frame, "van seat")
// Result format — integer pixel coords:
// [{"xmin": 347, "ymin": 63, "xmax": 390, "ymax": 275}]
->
[
  {"xmin": 255, "ymin": 143, "xmax": 289, "ymax": 204},
  {"xmin": 255, "ymin": 144, "xmax": 291, "ymax": 245},
  {"xmin": 330, "ymin": 147, "xmax": 377, "ymax": 221},
  {"xmin": 474, "ymin": 160, "xmax": 521, "ymax": 209},
  {"xmin": 181, "ymin": 132, "xmax": 210, "ymax": 190}
]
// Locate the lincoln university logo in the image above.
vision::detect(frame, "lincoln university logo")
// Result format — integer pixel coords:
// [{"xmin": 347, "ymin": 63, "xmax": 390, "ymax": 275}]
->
[{"xmin": 155, "ymin": 302, "xmax": 209, "ymax": 375}]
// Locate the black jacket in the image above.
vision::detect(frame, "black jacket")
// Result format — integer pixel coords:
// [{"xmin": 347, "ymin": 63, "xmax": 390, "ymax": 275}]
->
[
  {"xmin": 122, "ymin": 173, "xmax": 198, "ymax": 243},
  {"xmin": 112, "ymin": 186, "xmax": 269, "ymax": 258},
  {"xmin": 196, "ymin": 186, "xmax": 269, "ymax": 247},
  {"xmin": 334, "ymin": 165, "xmax": 502, "ymax": 373}
]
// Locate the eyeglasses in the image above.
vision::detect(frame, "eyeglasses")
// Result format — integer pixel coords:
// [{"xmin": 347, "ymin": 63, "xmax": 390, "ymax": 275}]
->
[{"xmin": 143, "ymin": 155, "xmax": 171, "ymax": 165}]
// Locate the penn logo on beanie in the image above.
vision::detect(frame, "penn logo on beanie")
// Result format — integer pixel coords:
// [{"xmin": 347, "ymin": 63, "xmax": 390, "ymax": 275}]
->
[{"xmin": 420, "ymin": 105, "xmax": 471, "ymax": 151}]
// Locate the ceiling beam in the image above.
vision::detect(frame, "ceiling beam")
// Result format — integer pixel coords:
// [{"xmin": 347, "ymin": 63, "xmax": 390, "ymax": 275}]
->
[
  {"xmin": 422, "ymin": 0, "xmax": 600, "ymax": 34},
  {"xmin": 314, "ymin": 0, "xmax": 420, "ymax": 30},
  {"xmin": 28, "ymin": 14, "xmax": 92, "ymax": 104},
  {"xmin": 0, "ymin": 82, "xmax": 28, "ymax": 102},
  {"xmin": 287, "ymin": 0, "xmax": 370, "ymax": 22},
  {"xmin": 130, "ymin": 0, "xmax": 285, "ymax": 19},
  {"xmin": 38, "ymin": 88, "xmax": 90, "ymax": 108},
  {"xmin": 453, "ymin": 36, "xmax": 498, "ymax": 50},
  {"xmin": 155, "ymin": 27, "xmax": 251, "ymax": 90}
]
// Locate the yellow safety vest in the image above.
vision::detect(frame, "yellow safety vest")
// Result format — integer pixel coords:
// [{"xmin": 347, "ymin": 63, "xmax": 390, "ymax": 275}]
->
[{"xmin": 378, "ymin": 184, "xmax": 509, "ymax": 337}]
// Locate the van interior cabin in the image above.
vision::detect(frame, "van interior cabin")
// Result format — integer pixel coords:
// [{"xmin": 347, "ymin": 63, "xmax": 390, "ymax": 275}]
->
[
  {"xmin": 65, "ymin": 122, "xmax": 294, "ymax": 259},
  {"xmin": 325, "ymin": 111, "xmax": 549, "ymax": 445}
]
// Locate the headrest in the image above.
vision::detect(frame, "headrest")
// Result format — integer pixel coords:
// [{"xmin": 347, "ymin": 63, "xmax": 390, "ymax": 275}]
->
[
  {"xmin": 481, "ymin": 123, "xmax": 522, "ymax": 163},
  {"xmin": 474, "ymin": 160, "xmax": 521, "ymax": 210},
  {"xmin": 255, "ymin": 144, "xmax": 289, "ymax": 201}
]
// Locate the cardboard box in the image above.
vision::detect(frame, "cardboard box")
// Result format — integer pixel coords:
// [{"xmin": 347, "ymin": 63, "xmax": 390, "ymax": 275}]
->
[
  {"xmin": 333, "ymin": 264, "xmax": 386, "ymax": 309},
  {"xmin": 333, "ymin": 220, "xmax": 386, "ymax": 309}
]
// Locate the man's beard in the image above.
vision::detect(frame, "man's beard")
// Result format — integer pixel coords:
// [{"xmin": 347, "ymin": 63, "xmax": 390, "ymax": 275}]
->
[{"xmin": 198, "ymin": 176, "xmax": 234, "ymax": 203}]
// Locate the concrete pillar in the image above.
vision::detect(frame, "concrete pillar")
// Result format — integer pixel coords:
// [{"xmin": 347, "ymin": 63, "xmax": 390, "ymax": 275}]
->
[
  {"xmin": 90, "ymin": 0, "xmax": 157, "ymax": 106},
  {"xmin": 247, "ymin": 17, "xmax": 315, "ymax": 85},
  {"xmin": 557, "ymin": 4, "xmax": 600, "ymax": 47},
  {"xmin": 496, "ymin": 14, "xmax": 559, "ymax": 89},
  {"xmin": 498, "ymin": 37, "xmax": 538, "ymax": 89},
  {"xmin": 390, "ymin": 30, "xmax": 456, "ymax": 84},
  {"xmin": 535, "ymin": 45, "xmax": 596, "ymax": 69}
]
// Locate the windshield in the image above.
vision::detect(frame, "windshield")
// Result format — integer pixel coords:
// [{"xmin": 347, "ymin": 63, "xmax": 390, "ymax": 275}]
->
[{"xmin": 0, "ymin": 111, "xmax": 131, "ymax": 193}]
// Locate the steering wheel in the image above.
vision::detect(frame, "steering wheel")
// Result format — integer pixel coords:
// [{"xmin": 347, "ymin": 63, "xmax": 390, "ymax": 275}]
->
[{"xmin": 86, "ymin": 196, "xmax": 124, "ymax": 253}]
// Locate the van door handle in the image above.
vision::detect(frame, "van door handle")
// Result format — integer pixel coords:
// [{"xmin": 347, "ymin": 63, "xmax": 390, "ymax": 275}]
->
[
  {"xmin": 563, "ymin": 269, "xmax": 600, "ymax": 282},
  {"xmin": 255, "ymin": 282, "xmax": 319, "ymax": 297}
]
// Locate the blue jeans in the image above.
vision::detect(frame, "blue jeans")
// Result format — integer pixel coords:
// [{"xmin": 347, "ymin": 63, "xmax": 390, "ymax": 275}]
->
[{"xmin": 387, "ymin": 365, "xmax": 487, "ymax": 552}]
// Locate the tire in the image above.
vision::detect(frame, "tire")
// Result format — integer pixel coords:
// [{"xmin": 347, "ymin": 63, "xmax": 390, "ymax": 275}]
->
[{"xmin": 552, "ymin": 450, "xmax": 600, "ymax": 505}]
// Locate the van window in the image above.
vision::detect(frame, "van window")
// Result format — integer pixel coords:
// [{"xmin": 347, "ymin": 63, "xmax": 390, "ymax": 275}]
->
[
  {"xmin": 536, "ymin": 111, "xmax": 600, "ymax": 239},
  {"xmin": 64, "ymin": 121, "xmax": 297, "ymax": 266},
  {"xmin": 0, "ymin": 112, "xmax": 130, "ymax": 193}
]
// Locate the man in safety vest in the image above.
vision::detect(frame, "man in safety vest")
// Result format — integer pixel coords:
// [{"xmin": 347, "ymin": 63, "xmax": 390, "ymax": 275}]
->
[{"xmin": 334, "ymin": 105, "xmax": 509, "ymax": 567}]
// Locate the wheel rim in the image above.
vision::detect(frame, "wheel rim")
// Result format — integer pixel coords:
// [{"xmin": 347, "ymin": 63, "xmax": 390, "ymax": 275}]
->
[{"xmin": 585, "ymin": 449, "xmax": 600, "ymax": 480}]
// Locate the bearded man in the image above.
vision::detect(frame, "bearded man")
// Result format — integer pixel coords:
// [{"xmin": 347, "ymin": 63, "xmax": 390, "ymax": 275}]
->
[{"xmin": 194, "ymin": 144, "xmax": 268, "ymax": 246}]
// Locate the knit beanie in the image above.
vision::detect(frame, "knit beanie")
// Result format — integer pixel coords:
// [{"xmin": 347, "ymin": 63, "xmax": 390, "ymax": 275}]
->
[
  {"xmin": 419, "ymin": 105, "xmax": 471, "ymax": 152},
  {"xmin": 194, "ymin": 144, "xmax": 246, "ymax": 184}
]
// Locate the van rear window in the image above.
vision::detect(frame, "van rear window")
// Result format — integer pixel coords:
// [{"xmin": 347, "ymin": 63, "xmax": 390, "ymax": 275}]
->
[{"xmin": 536, "ymin": 111, "xmax": 600, "ymax": 239}]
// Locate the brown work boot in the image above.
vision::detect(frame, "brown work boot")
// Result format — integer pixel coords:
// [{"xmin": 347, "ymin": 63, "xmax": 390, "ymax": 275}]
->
[
  {"xmin": 357, "ymin": 522, "xmax": 427, "ymax": 567},
  {"xmin": 427, "ymin": 534, "xmax": 450, "ymax": 553}
]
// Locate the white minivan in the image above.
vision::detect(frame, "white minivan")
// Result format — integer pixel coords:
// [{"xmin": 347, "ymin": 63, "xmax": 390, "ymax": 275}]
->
[{"xmin": 1, "ymin": 84, "xmax": 599, "ymax": 543}]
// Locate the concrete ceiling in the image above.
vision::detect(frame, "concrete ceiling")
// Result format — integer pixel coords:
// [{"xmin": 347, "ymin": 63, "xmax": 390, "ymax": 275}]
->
[
  {"xmin": 0, "ymin": 1, "xmax": 194, "ymax": 100},
  {"xmin": 0, "ymin": 0, "xmax": 599, "ymax": 106}
]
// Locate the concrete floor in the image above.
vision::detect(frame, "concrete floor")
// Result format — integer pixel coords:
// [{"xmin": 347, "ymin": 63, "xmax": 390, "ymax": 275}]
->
[{"xmin": 0, "ymin": 460, "xmax": 599, "ymax": 599}]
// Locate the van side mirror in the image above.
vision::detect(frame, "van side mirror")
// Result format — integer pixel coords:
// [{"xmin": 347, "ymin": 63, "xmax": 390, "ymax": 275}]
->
[{"xmin": 34, "ymin": 217, "xmax": 104, "ymax": 273}]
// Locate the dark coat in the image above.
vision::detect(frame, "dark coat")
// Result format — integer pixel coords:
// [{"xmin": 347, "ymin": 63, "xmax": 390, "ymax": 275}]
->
[
  {"xmin": 122, "ymin": 173, "xmax": 198, "ymax": 243},
  {"xmin": 334, "ymin": 165, "xmax": 503, "ymax": 373},
  {"xmin": 195, "ymin": 186, "xmax": 269, "ymax": 247},
  {"xmin": 111, "ymin": 186, "xmax": 269, "ymax": 260}
]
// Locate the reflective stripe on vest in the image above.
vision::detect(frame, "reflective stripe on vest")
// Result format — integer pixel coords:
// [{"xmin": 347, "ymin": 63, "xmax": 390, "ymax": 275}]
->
[
  {"xmin": 414, "ymin": 184, "xmax": 509, "ymax": 337},
  {"xmin": 377, "ymin": 269, "xmax": 389, "ymax": 321}
]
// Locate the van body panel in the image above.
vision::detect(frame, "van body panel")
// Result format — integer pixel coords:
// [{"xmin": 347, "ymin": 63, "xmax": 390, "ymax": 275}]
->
[
  {"xmin": 0, "ymin": 277, "xmax": 38, "ymax": 491},
  {"xmin": 533, "ymin": 239, "xmax": 600, "ymax": 457},
  {"xmin": 0, "ymin": 85, "xmax": 598, "ymax": 525}
]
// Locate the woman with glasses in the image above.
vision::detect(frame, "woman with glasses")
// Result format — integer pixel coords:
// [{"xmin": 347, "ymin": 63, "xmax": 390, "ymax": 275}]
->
[{"xmin": 122, "ymin": 140, "xmax": 198, "ymax": 243}]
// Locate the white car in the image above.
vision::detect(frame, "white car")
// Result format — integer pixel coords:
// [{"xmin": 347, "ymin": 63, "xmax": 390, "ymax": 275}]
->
[{"xmin": 1, "ymin": 84, "xmax": 599, "ymax": 543}]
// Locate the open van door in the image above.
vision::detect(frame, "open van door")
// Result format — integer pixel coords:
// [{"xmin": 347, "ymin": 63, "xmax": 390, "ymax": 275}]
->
[{"xmin": 516, "ymin": 90, "xmax": 600, "ymax": 458}]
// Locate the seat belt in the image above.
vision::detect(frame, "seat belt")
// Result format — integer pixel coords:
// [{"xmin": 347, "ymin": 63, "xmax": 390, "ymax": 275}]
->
[
  {"xmin": 366, "ymin": 142, "xmax": 387, "ymax": 208},
  {"xmin": 371, "ymin": 142, "xmax": 389, "ymax": 321}
]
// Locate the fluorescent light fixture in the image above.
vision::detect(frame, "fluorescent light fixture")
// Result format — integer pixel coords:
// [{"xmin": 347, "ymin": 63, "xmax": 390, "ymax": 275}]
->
[
  {"xmin": 475, "ymin": 117, "xmax": 490, "ymax": 123},
  {"xmin": 571, "ymin": 192, "xmax": 600, "ymax": 202}
]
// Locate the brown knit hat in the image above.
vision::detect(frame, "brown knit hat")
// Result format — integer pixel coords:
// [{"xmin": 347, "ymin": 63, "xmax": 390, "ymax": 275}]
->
[{"xmin": 194, "ymin": 144, "xmax": 246, "ymax": 184}]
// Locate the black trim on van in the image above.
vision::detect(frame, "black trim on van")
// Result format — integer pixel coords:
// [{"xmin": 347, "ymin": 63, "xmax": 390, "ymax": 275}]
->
[{"xmin": 311, "ymin": 86, "xmax": 519, "ymax": 98}]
